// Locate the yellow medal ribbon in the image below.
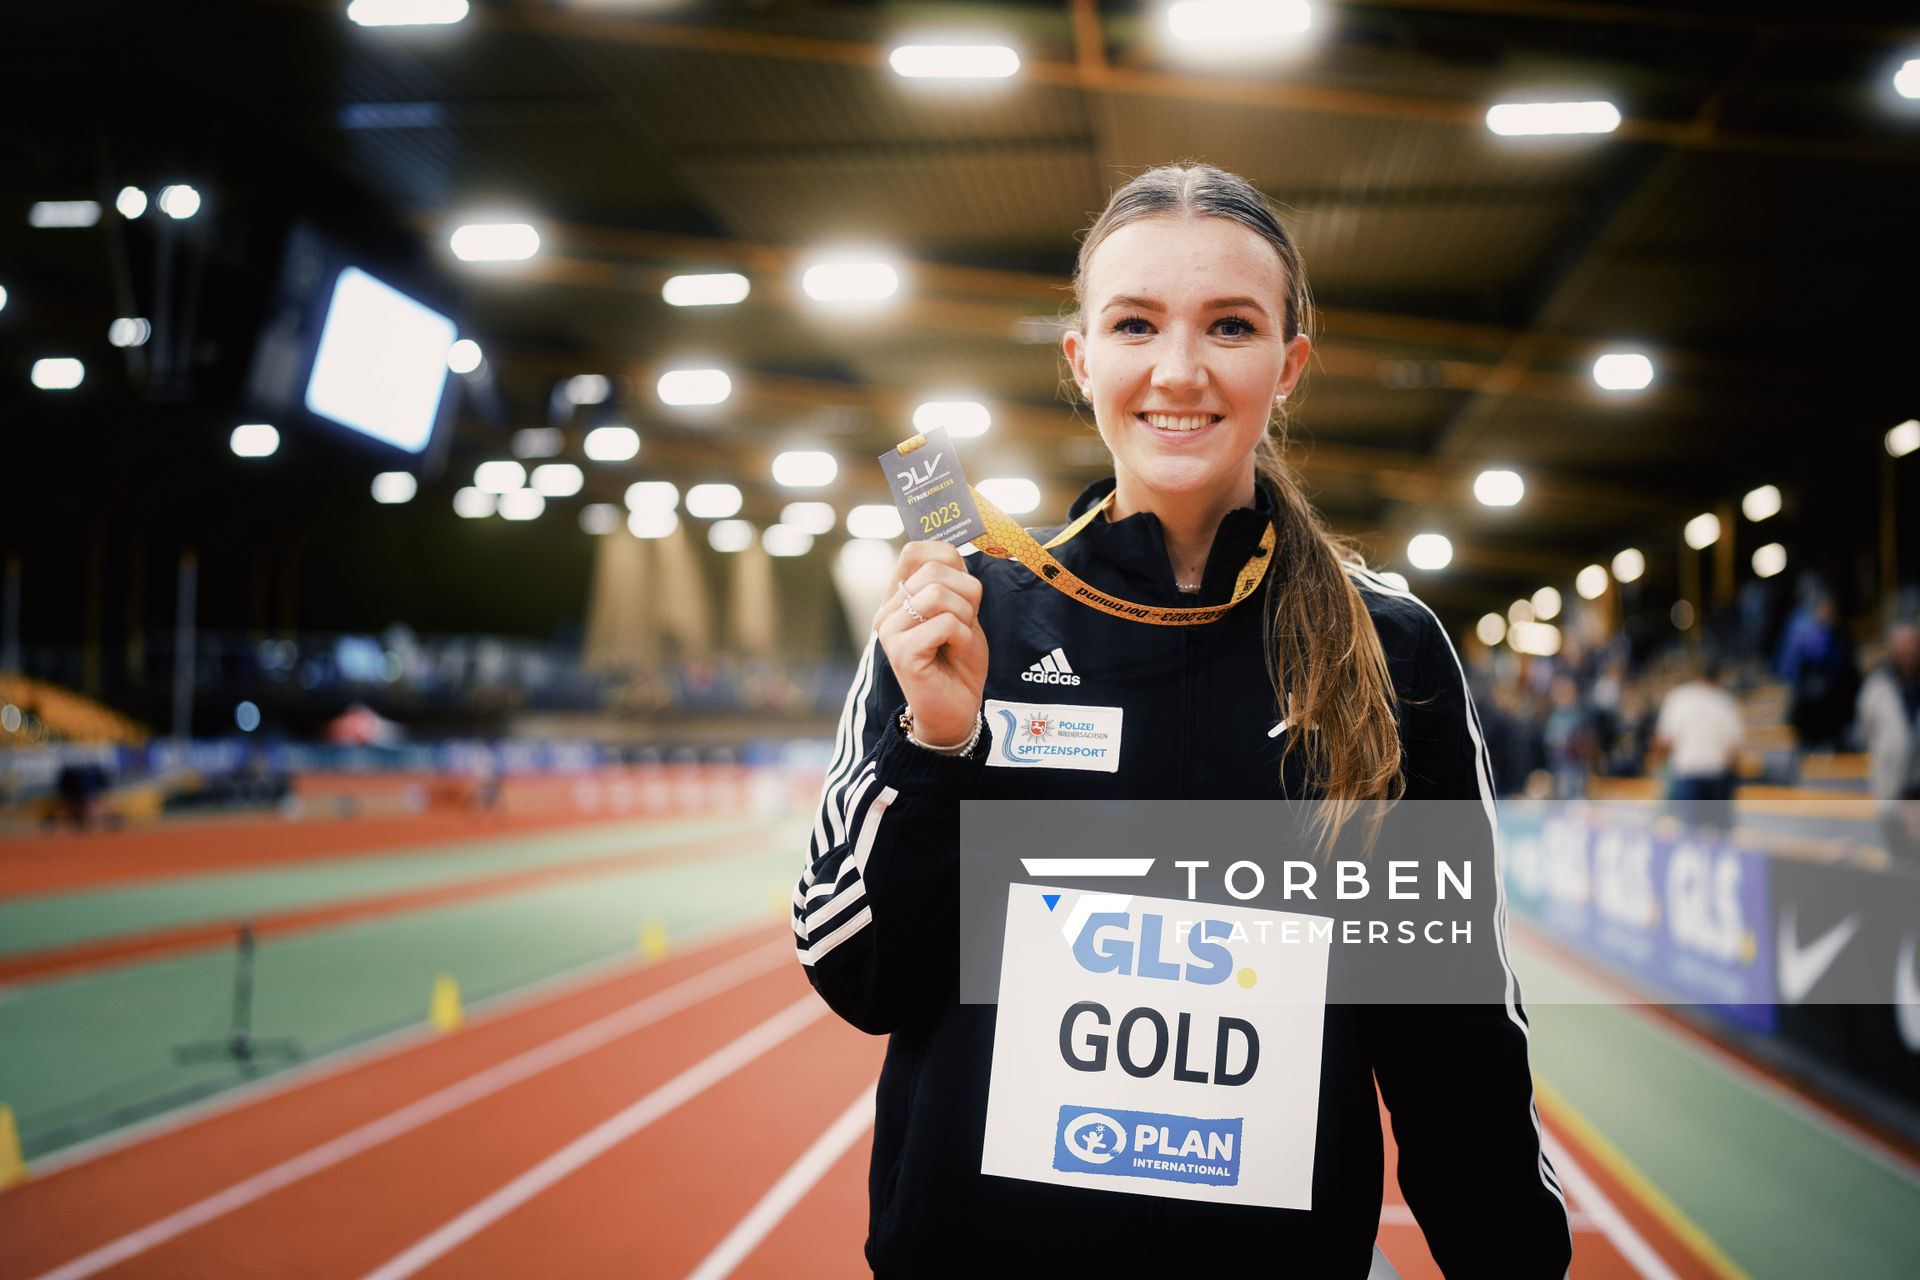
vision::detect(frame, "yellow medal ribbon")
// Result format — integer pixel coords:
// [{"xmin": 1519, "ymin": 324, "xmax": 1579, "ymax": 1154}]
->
[{"xmin": 896, "ymin": 434, "xmax": 1275, "ymax": 627}]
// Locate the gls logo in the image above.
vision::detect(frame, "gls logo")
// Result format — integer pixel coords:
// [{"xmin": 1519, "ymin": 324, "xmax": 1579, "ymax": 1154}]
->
[{"xmin": 896, "ymin": 454, "xmax": 945, "ymax": 487}]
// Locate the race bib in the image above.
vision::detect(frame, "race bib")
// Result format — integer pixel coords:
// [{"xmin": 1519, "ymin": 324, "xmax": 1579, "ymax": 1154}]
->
[{"xmin": 980, "ymin": 885, "xmax": 1330, "ymax": 1208}]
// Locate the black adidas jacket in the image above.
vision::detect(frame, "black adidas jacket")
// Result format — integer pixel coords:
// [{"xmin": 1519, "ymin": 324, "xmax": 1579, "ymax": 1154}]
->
[{"xmin": 795, "ymin": 479, "xmax": 1572, "ymax": 1277}]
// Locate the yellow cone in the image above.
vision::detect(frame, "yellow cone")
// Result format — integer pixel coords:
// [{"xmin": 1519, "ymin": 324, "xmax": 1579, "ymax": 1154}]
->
[
  {"xmin": 0, "ymin": 1104, "xmax": 27, "ymax": 1190},
  {"xmin": 638, "ymin": 920, "xmax": 671, "ymax": 962},
  {"xmin": 429, "ymin": 973, "xmax": 464, "ymax": 1033}
]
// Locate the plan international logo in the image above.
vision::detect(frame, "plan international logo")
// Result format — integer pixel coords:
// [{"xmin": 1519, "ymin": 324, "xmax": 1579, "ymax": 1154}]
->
[{"xmin": 1053, "ymin": 1105, "xmax": 1243, "ymax": 1187}]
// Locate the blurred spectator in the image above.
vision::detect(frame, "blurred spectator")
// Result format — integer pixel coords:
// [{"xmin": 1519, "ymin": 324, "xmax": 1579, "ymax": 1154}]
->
[
  {"xmin": 1654, "ymin": 656, "xmax": 1744, "ymax": 831},
  {"xmin": 1857, "ymin": 622, "xmax": 1920, "ymax": 865},
  {"xmin": 1602, "ymin": 686, "xmax": 1654, "ymax": 778},
  {"xmin": 1541, "ymin": 674, "xmax": 1594, "ymax": 798},
  {"xmin": 1776, "ymin": 594, "xmax": 1857, "ymax": 751}
]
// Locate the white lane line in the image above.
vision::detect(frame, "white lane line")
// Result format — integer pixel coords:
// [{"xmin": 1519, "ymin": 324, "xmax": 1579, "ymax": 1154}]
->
[
  {"xmin": 1539, "ymin": 1131, "xmax": 1680, "ymax": 1280},
  {"xmin": 684, "ymin": 1080, "xmax": 877, "ymax": 1280},
  {"xmin": 359, "ymin": 995, "xmax": 827, "ymax": 1280},
  {"xmin": 1376, "ymin": 1203, "xmax": 1598, "ymax": 1232},
  {"xmin": 30, "ymin": 942, "xmax": 793, "ymax": 1280}
]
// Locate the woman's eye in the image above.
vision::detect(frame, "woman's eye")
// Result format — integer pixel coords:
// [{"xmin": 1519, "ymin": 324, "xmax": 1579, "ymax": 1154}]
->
[
  {"xmin": 1111, "ymin": 316, "xmax": 1153, "ymax": 336},
  {"xmin": 1214, "ymin": 317, "xmax": 1257, "ymax": 338}
]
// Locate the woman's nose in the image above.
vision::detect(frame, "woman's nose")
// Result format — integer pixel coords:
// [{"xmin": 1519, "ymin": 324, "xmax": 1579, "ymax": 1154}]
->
[{"xmin": 1150, "ymin": 334, "xmax": 1208, "ymax": 392}]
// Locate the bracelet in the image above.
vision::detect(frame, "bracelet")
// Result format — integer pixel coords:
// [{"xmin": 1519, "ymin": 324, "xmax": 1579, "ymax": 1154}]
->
[{"xmin": 900, "ymin": 708, "xmax": 983, "ymax": 757}]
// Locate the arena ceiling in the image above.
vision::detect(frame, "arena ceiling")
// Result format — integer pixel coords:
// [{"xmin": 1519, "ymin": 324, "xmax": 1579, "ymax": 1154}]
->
[{"xmin": 5, "ymin": 0, "xmax": 1919, "ymax": 629}]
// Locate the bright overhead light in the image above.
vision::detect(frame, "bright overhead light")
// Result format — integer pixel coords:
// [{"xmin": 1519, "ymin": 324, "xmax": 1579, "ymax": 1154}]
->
[
  {"xmin": 1508, "ymin": 620, "xmax": 1564, "ymax": 657},
  {"xmin": 1592, "ymin": 352, "xmax": 1654, "ymax": 391},
  {"xmin": 1376, "ymin": 571, "xmax": 1409, "ymax": 592},
  {"xmin": 708, "ymin": 519, "xmax": 756, "ymax": 553},
  {"xmin": 498, "ymin": 489, "xmax": 545, "ymax": 521},
  {"xmin": 115, "ymin": 186, "xmax": 148, "ymax": 219},
  {"xmin": 454, "ymin": 487, "xmax": 495, "ymax": 518},
  {"xmin": 628, "ymin": 508, "xmax": 679, "ymax": 539},
  {"xmin": 624, "ymin": 481, "xmax": 679, "ymax": 516},
  {"xmin": 838, "ymin": 538, "xmax": 898, "ymax": 586},
  {"xmin": 31, "ymin": 358, "xmax": 85, "ymax": 390},
  {"xmin": 1508, "ymin": 598, "xmax": 1535, "ymax": 625},
  {"xmin": 662, "ymin": 272, "xmax": 750, "ymax": 307},
  {"xmin": 230, "ymin": 423, "xmax": 280, "ymax": 458},
  {"xmin": 887, "ymin": 44, "xmax": 1021, "ymax": 79},
  {"xmin": 847, "ymin": 504, "xmax": 905, "ymax": 539},
  {"xmin": 1683, "ymin": 512, "xmax": 1721, "ymax": 550},
  {"xmin": 763, "ymin": 525, "xmax": 814, "ymax": 557},
  {"xmin": 1476, "ymin": 613, "xmax": 1507, "ymax": 647},
  {"xmin": 978, "ymin": 477, "xmax": 1040, "ymax": 515},
  {"xmin": 0, "ymin": 284, "xmax": 8, "ymax": 313},
  {"xmin": 1887, "ymin": 419, "xmax": 1920, "ymax": 458},
  {"xmin": 449, "ymin": 222, "xmax": 539, "ymax": 262},
  {"xmin": 107, "ymin": 317, "xmax": 151, "ymax": 348},
  {"xmin": 1472, "ymin": 468, "xmax": 1524, "ymax": 507},
  {"xmin": 1741, "ymin": 484, "xmax": 1781, "ymax": 522},
  {"xmin": 447, "ymin": 338, "xmax": 483, "ymax": 374},
  {"xmin": 583, "ymin": 425, "xmax": 640, "ymax": 462},
  {"xmin": 780, "ymin": 501, "xmax": 837, "ymax": 535},
  {"xmin": 801, "ymin": 260, "xmax": 900, "ymax": 303},
  {"xmin": 531, "ymin": 462, "xmax": 583, "ymax": 497},
  {"xmin": 1167, "ymin": 0, "xmax": 1312, "ymax": 43},
  {"xmin": 29, "ymin": 200, "xmax": 101, "ymax": 229},
  {"xmin": 1896, "ymin": 59, "xmax": 1920, "ymax": 100},
  {"xmin": 1486, "ymin": 100, "xmax": 1622, "ymax": 137},
  {"xmin": 913, "ymin": 400, "xmax": 991, "ymax": 439},
  {"xmin": 1531, "ymin": 586, "xmax": 1562, "ymax": 621},
  {"xmin": 579, "ymin": 503, "xmax": 621, "ymax": 535},
  {"xmin": 1406, "ymin": 533, "xmax": 1452, "ymax": 571},
  {"xmin": 371, "ymin": 471, "xmax": 417, "ymax": 504},
  {"xmin": 1611, "ymin": 547, "xmax": 1645, "ymax": 583},
  {"xmin": 686, "ymin": 483, "xmax": 744, "ymax": 519},
  {"xmin": 564, "ymin": 373, "xmax": 611, "ymax": 406},
  {"xmin": 474, "ymin": 460, "xmax": 526, "ymax": 494},
  {"xmin": 347, "ymin": 0, "xmax": 469, "ymax": 26},
  {"xmin": 772, "ymin": 450, "xmax": 838, "ymax": 488},
  {"xmin": 1752, "ymin": 542, "xmax": 1787, "ymax": 579},
  {"xmin": 657, "ymin": 368, "xmax": 731, "ymax": 406},
  {"xmin": 1576, "ymin": 563, "xmax": 1609, "ymax": 599},
  {"xmin": 157, "ymin": 185, "xmax": 202, "ymax": 219}
]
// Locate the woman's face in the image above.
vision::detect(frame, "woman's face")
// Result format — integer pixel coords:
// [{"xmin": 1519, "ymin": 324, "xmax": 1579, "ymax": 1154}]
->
[{"xmin": 1064, "ymin": 215, "xmax": 1311, "ymax": 517}]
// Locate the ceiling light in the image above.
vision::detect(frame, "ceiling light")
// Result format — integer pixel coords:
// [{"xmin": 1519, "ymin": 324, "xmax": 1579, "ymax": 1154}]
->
[
  {"xmin": 346, "ymin": 0, "xmax": 469, "ymax": 26},
  {"xmin": 1486, "ymin": 101, "xmax": 1622, "ymax": 137},
  {"xmin": 763, "ymin": 525, "xmax": 814, "ymax": 557},
  {"xmin": 453, "ymin": 487, "xmax": 496, "ymax": 519},
  {"xmin": 107, "ymin": 317, "xmax": 151, "ymax": 348},
  {"xmin": 1592, "ymin": 352, "xmax": 1653, "ymax": 391},
  {"xmin": 583, "ymin": 425, "xmax": 639, "ymax": 462},
  {"xmin": 838, "ymin": 538, "xmax": 898, "ymax": 585},
  {"xmin": 230, "ymin": 423, "xmax": 280, "ymax": 458},
  {"xmin": 628, "ymin": 508, "xmax": 679, "ymax": 539},
  {"xmin": 473, "ymin": 460, "xmax": 526, "ymax": 493},
  {"xmin": 1473, "ymin": 469, "xmax": 1524, "ymax": 507},
  {"xmin": 772, "ymin": 451, "xmax": 838, "ymax": 488},
  {"xmin": 1508, "ymin": 598, "xmax": 1534, "ymax": 625},
  {"xmin": 157, "ymin": 185, "xmax": 201, "ymax": 219},
  {"xmin": 1167, "ymin": 0, "xmax": 1311, "ymax": 42},
  {"xmin": 1611, "ymin": 547, "xmax": 1645, "ymax": 583},
  {"xmin": 498, "ymin": 489, "xmax": 545, "ymax": 521},
  {"xmin": 1887, "ymin": 419, "xmax": 1920, "ymax": 458},
  {"xmin": 564, "ymin": 373, "xmax": 610, "ymax": 405},
  {"xmin": 801, "ymin": 260, "xmax": 900, "ymax": 303},
  {"xmin": 513, "ymin": 427, "xmax": 562, "ymax": 459},
  {"xmin": 1741, "ymin": 484, "xmax": 1781, "ymax": 522},
  {"xmin": 662, "ymin": 272, "xmax": 750, "ymax": 307},
  {"xmin": 531, "ymin": 463, "xmax": 583, "ymax": 497},
  {"xmin": 1476, "ymin": 613, "xmax": 1507, "ymax": 647},
  {"xmin": 29, "ymin": 200, "xmax": 101, "ymax": 229},
  {"xmin": 1508, "ymin": 620, "xmax": 1564, "ymax": 657},
  {"xmin": 371, "ymin": 472, "xmax": 417, "ymax": 504},
  {"xmin": 0, "ymin": 285, "xmax": 8, "ymax": 313},
  {"xmin": 115, "ymin": 186, "xmax": 148, "ymax": 219},
  {"xmin": 685, "ymin": 483, "xmax": 744, "ymax": 519},
  {"xmin": 1406, "ymin": 533, "xmax": 1452, "ymax": 571},
  {"xmin": 1683, "ymin": 512, "xmax": 1721, "ymax": 550},
  {"xmin": 1671, "ymin": 601, "xmax": 1695, "ymax": 631},
  {"xmin": 977, "ymin": 477, "xmax": 1041, "ymax": 515},
  {"xmin": 1752, "ymin": 543, "xmax": 1787, "ymax": 578},
  {"xmin": 1575, "ymin": 564, "xmax": 1609, "ymax": 600},
  {"xmin": 579, "ymin": 503, "xmax": 621, "ymax": 535},
  {"xmin": 847, "ymin": 504, "xmax": 905, "ymax": 539},
  {"xmin": 446, "ymin": 338, "xmax": 482, "ymax": 374},
  {"xmin": 624, "ymin": 481, "xmax": 679, "ymax": 515},
  {"xmin": 449, "ymin": 222, "xmax": 539, "ymax": 262},
  {"xmin": 708, "ymin": 520, "xmax": 755, "ymax": 553},
  {"xmin": 780, "ymin": 501, "xmax": 837, "ymax": 535},
  {"xmin": 887, "ymin": 44, "xmax": 1021, "ymax": 79},
  {"xmin": 913, "ymin": 400, "xmax": 991, "ymax": 439},
  {"xmin": 1896, "ymin": 59, "xmax": 1920, "ymax": 99},
  {"xmin": 657, "ymin": 368, "xmax": 731, "ymax": 406},
  {"xmin": 31, "ymin": 358, "xmax": 84, "ymax": 390}
]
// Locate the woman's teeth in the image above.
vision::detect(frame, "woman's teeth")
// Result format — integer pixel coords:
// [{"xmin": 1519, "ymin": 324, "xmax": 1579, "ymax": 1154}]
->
[{"xmin": 1142, "ymin": 413, "xmax": 1218, "ymax": 432}]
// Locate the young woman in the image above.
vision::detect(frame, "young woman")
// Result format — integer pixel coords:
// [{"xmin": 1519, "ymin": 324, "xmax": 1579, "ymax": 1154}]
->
[{"xmin": 795, "ymin": 164, "xmax": 1572, "ymax": 1276}]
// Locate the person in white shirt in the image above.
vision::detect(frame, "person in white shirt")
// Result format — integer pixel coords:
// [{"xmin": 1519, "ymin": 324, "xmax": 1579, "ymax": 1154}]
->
[{"xmin": 1653, "ymin": 656, "xmax": 1745, "ymax": 831}]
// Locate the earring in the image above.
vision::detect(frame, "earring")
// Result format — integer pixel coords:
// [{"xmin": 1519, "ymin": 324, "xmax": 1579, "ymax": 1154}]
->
[{"xmin": 1275, "ymin": 392, "xmax": 1289, "ymax": 404}]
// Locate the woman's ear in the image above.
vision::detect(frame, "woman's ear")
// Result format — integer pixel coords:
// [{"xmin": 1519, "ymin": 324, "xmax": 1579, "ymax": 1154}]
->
[
  {"xmin": 1062, "ymin": 327, "xmax": 1090, "ymax": 398},
  {"xmin": 1277, "ymin": 332, "xmax": 1312, "ymax": 398}
]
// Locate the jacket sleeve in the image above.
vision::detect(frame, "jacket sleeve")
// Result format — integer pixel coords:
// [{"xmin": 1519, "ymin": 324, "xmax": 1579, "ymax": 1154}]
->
[
  {"xmin": 1366, "ymin": 609, "xmax": 1573, "ymax": 1277},
  {"xmin": 794, "ymin": 635, "xmax": 990, "ymax": 1035}
]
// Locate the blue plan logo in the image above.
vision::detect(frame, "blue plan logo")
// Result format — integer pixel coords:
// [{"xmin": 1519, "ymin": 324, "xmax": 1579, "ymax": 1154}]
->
[{"xmin": 1052, "ymin": 1105, "xmax": 1243, "ymax": 1187}]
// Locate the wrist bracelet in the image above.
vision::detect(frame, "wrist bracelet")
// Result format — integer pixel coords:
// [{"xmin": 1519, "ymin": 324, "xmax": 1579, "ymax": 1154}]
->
[{"xmin": 900, "ymin": 708, "xmax": 983, "ymax": 757}]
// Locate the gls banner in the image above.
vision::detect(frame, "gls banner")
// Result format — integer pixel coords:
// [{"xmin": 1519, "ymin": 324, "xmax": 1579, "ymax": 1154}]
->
[{"xmin": 981, "ymin": 885, "xmax": 1330, "ymax": 1209}]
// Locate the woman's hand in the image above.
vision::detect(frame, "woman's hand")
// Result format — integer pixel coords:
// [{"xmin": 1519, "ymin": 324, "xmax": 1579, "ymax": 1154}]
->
[{"xmin": 873, "ymin": 541, "xmax": 989, "ymax": 747}]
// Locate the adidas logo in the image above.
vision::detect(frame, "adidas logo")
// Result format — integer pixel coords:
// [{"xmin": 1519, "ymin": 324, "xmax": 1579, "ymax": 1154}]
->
[{"xmin": 1020, "ymin": 647, "xmax": 1082, "ymax": 686}]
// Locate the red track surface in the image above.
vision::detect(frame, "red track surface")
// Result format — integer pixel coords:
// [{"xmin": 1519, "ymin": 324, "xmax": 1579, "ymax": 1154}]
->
[{"xmin": 0, "ymin": 916, "xmax": 1717, "ymax": 1279}]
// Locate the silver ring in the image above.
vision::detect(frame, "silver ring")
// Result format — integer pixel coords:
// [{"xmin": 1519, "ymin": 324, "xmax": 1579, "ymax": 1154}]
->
[{"xmin": 901, "ymin": 591, "xmax": 928, "ymax": 623}]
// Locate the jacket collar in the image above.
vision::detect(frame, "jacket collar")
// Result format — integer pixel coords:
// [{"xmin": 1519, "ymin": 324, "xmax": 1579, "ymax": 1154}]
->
[{"xmin": 1060, "ymin": 477, "xmax": 1276, "ymax": 605}]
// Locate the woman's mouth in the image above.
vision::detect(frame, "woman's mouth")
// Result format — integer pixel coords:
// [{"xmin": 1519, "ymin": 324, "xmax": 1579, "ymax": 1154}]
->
[{"xmin": 1137, "ymin": 412, "xmax": 1222, "ymax": 433}]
